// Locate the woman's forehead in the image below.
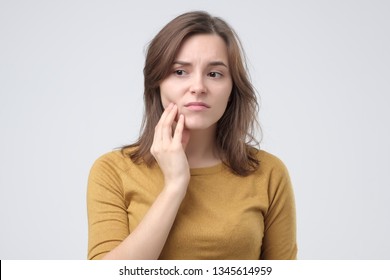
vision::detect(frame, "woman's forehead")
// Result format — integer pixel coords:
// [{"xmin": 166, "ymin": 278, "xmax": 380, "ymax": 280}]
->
[{"xmin": 174, "ymin": 34, "xmax": 229, "ymax": 65}]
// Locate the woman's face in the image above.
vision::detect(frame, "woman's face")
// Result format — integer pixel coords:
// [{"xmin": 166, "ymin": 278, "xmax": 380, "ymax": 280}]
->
[{"xmin": 159, "ymin": 34, "xmax": 233, "ymax": 131}]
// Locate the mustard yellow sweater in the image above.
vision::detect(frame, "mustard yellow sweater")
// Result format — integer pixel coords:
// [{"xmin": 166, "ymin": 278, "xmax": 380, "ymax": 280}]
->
[{"xmin": 87, "ymin": 149, "xmax": 297, "ymax": 260}]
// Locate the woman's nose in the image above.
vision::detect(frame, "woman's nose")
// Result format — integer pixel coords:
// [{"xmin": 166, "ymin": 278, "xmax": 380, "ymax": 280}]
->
[{"xmin": 189, "ymin": 74, "xmax": 206, "ymax": 95}]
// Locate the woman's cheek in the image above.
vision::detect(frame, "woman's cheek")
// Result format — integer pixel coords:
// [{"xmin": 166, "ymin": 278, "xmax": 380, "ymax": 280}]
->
[
  {"xmin": 174, "ymin": 106, "xmax": 183, "ymax": 122},
  {"xmin": 160, "ymin": 97, "xmax": 169, "ymax": 109}
]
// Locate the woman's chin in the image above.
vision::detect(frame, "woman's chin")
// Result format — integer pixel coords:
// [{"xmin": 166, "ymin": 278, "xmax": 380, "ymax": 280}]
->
[{"xmin": 184, "ymin": 120, "xmax": 214, "ymax": 131}]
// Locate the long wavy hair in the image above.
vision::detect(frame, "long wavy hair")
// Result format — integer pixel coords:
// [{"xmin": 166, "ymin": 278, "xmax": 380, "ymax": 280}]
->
[{"xmin": 122, "ymin": 11, "xmax": 261, "ymax": 176}]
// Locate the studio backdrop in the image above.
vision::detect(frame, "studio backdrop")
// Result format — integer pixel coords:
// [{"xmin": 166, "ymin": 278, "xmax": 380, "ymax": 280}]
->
[{"xmin": 1, "ymin": 0, "xmax": 389, "ymax": 259}]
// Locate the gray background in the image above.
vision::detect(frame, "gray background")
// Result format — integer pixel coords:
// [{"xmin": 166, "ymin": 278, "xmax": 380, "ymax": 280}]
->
[{"xmin": 1, "ymin": 0, "xmax": 389, "ymax": 259}]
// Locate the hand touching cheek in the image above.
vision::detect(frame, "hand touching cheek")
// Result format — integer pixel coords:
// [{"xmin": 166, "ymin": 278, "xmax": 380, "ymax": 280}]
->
[{"xmin": 150, "ymin": 103, "xmax": 191, "ymax": 194}]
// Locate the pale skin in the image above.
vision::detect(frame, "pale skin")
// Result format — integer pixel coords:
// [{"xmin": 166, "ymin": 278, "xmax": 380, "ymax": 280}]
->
[{"xmin": 102, "ymin": 34, "xmax": 232, "ymax": 259}]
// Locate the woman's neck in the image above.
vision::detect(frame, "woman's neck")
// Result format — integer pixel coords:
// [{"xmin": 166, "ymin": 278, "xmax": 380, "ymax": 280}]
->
[{"xmin": 184, "ymin": 126, "xmax": 221, "ymax": 168}]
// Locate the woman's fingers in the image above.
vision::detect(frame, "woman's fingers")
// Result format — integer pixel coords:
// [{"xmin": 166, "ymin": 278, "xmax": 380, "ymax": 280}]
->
[
  {"xmin": 162, "ymin": 104, "xmax": 178, "ymax": 146},
  {"xmin": 153, "ymin": 103, "xmax": 173, "ymax": 143},
  {"xmin": 152, "ymin": 103, "xmax": 183, "ymax": 157},
  {"xmin": 172, "ymin": 114, "xmax": 185, "ymax": 145},
  {"xmin": 151, "ymin": 104, "xmax": 190, "ymax": 189}
]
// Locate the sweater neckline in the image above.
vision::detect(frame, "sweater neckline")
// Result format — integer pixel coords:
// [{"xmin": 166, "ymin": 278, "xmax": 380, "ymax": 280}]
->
[{"xmin": 190, "ymin": 162, "xmax": 224, "ymax": 176}]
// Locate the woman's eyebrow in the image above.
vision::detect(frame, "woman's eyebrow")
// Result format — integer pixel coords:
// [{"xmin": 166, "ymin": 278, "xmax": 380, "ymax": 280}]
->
[
  {"xmin": 173, "ymin": 60, "xmax": 191, "ymax": 66},
  {"xmin": 173, "ymin": 60, "xmax": 228, "ymax": 68},
  {"xmin": 208, "ymin": 61, "xmax": 228, "ymax": 68}
]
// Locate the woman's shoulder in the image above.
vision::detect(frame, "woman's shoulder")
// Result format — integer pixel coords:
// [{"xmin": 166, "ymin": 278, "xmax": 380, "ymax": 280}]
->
[
  {"xmin": 250, "ymin": 148, "xmax": 291, "ymax": 177},
  {"xmin": 90, "ymin": 148, "xmax": 136, "ymax": 174},
  {"xmin": 250, "ymin": 148, "xmax": 294, "ymax": 196}
]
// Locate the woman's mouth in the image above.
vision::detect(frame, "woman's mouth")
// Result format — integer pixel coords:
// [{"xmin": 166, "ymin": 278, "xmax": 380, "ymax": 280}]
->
[{"xmin": 184, "ymin": 102, "xmax": 210, "ymax": 111}]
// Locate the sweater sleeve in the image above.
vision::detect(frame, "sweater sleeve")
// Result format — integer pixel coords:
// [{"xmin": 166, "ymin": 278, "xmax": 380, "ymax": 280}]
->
[
  {"xmin": 260, "ymin": 157, "xmax": 297, "ymax": 260},
  {"xmin": 86, "ymin": 154, "xmax": 129, "ymax": 260}
]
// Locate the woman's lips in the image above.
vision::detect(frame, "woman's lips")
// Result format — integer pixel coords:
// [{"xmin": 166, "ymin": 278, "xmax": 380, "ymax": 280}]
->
[{"xmin": 184, "ymin": 102, "xmax": 210, "ymax": 111}]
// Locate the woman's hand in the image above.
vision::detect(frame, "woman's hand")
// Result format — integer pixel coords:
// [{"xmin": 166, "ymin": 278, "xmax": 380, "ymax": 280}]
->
[{"xmin": 150, "ymin": 103, "xmax": 191, "ymax": 195}]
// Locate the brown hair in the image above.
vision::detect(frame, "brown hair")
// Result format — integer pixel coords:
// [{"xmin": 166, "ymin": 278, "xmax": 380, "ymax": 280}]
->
[{"xmin": 122, "ymin": 11, "xmax": 261, "ymax": 176}]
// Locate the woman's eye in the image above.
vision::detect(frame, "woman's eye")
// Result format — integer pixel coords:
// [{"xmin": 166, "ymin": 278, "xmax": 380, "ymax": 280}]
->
[
  {"xmin": 174, "ymin": 70, "xmax": 186, "ymax": 76},
  {"xmin": 208, "ymin": 72, "xmax": 222, "ymax": 78}
]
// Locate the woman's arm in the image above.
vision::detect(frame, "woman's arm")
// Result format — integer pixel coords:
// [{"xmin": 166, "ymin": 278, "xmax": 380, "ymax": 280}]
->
[
  {"xmin": 101, "ymin": 185, "xmax": 185, "ymax": 259},
  {"xmin": 88, "ymin": 104, "xmax": 190, "ymax": 260},
  {"xmin": 260, "ymin": 160, "xmax": 297, "ymax": 260}
]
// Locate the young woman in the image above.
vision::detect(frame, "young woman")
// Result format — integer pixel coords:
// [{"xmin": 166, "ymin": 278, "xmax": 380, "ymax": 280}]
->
[{"xmin": 87, "ymin": 11, "xmax": 297, "ymax": 260}]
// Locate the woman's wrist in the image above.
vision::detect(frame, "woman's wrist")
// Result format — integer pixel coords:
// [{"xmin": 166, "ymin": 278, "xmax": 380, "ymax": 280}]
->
[{"xmin": 161, "ymin": 181, "xmax": 188, "ymax": 201}]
